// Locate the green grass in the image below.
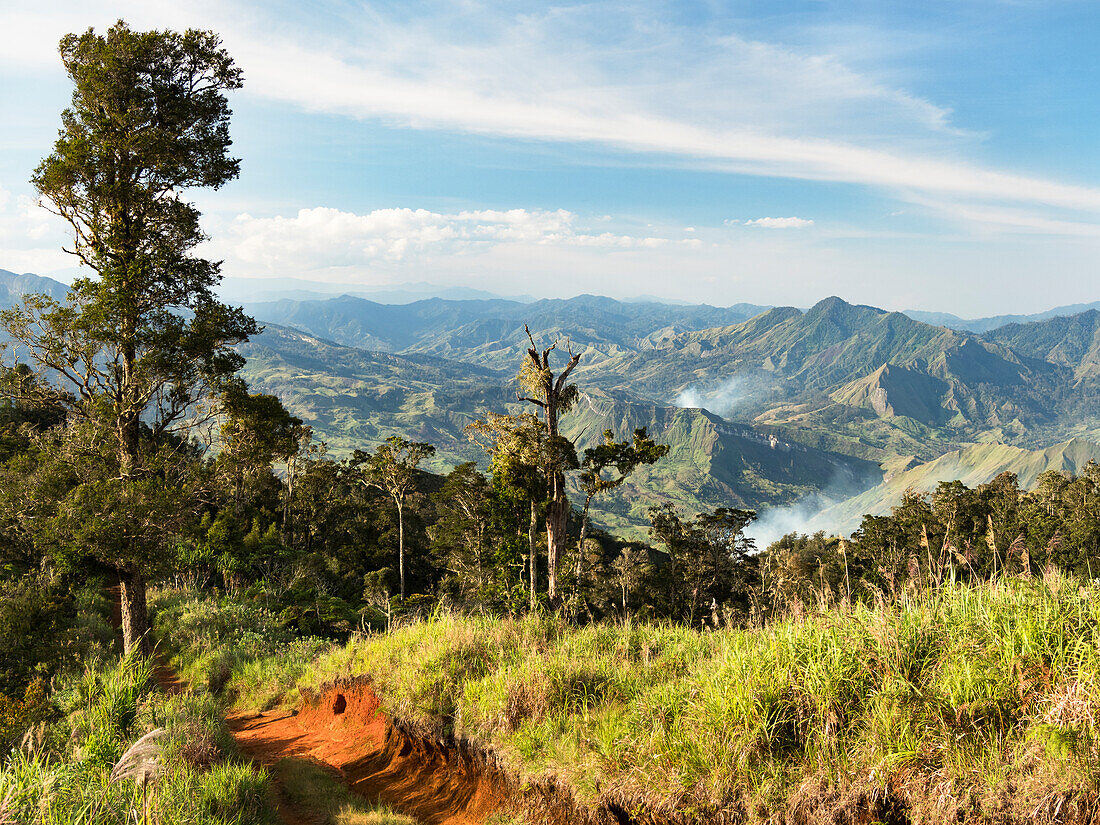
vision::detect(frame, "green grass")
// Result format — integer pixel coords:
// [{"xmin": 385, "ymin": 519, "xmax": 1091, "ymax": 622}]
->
[
  {"xmin": 301, "ymin": 575, "xmax": 1100, "ymax": 821},
  {"xmin": 0, "ymin": 650, "xmax": 278, "ymax": 824},
  {"xmin": 151, "ymin": 588, "xmax": 334, "ymax": 711},
  {"xmin": 275, "ymin": 758, "xmax": 417, "ymax": 825},
  {"xmin": 152, "ymin": 574, "xmax": 1100, "ymax": 822}
]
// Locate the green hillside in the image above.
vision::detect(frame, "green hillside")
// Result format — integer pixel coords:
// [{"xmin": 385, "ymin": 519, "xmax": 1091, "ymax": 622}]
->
[
  {"xmin": 238, "ymin": 325, "xmax": 879, "ymax": 536},
  {"xmin": 815, "ymin": 437, "xmax": 1100, "ymax": 535},
  {"xmin": 588, "ymin": 296, "xmax": 1088, "ymax": 459},
  {"xmin": 986, "ymin": 309, "xmax": 1100, "ymax": 383},
  {"xmin": 236, "ymin": 324, "xmax": 513, "ymax": 467}
]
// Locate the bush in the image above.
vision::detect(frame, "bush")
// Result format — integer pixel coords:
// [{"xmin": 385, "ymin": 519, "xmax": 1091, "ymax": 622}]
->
[{"xmin": 151, "ymin": 588, "xmax": 333, "ymax": 711}]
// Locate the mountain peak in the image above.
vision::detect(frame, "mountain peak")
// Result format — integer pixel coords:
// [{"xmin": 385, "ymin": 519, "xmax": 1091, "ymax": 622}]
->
[{"xmin": 803, "ymin": 296, "xmax": 887, "ymax": 328}]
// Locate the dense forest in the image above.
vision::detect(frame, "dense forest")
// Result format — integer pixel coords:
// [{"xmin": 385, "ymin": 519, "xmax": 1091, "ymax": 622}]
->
[{"xmin": 6, "ymin": 334, "xmax": 1100, "ymax": 728}]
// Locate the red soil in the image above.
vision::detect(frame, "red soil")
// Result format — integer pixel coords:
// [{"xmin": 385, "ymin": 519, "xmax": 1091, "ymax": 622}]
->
[
  {"xmin": 152, "ymin": 653, "xmax": 185, "ymax": 695},
  {"xmin": 227, "ymin": 681, "xmax": 504, "ymax": 825}
]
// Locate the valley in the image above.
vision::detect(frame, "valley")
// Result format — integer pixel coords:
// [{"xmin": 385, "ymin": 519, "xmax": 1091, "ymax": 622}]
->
[{"xmin": 6, "ymin": 267, "xmax": 1099, "ymax": 539}]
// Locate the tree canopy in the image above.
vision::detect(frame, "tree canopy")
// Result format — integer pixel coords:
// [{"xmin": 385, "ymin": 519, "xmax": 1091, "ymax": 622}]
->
[{"xmin": 0, "ymin": 21, "xmax": 254, "ymax": 655}]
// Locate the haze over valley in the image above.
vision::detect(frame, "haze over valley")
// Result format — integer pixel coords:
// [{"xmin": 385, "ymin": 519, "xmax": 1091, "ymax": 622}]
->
[{"xmin": 6, "ymin": 266, "xmax": 1099, "ymax": 542}]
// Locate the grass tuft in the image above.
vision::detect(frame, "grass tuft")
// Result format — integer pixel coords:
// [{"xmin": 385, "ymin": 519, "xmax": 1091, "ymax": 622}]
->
[{"xmin": 276, "ymin": 757, "xmax": 417, "ymax": 825}]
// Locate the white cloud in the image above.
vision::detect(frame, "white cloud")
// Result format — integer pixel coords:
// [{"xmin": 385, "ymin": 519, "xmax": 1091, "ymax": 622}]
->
[
  {"xmin": 203, "ymin": 205, "xmax": 700, "ymax": 275},
  {"xmin": 0, "ymin": 186, "xmax": 72, "ymax": 274},
  {"xmin": 744, "ymin": 217, "xmax": 816, "ymax": 229}
]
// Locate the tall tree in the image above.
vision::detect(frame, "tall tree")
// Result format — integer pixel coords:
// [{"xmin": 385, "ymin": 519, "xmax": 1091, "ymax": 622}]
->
[
  {"xmin": 648, "ymin": 504, "xmax": 757, "ymax": 626},
  {"xmin": 350, "ymin": 436, "xmax": 435, "ymax": 600},
  {"xmin": 467, "ymin": 411, "xmax": 550, "ymax": 610},
  {"xmin": 219, "ymin": 381, "xmax": 306, "ymax": 519},
  {"xmin": 518, "ymin": 326, "xmax": 581, "ymax": 605},
  {"xmin": 431, "ymin": 462, "xmax": 500, "ymax": 609},
  {"xmin": 0, "ymin": 22, "xmax": 254, "ymax": 656},
  {"xmin": 572, "ymin": 427, "xmax": 668, "ymax": 607}
]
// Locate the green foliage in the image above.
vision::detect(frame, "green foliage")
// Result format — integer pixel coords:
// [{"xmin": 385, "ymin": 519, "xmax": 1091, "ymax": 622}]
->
[
  {"xmin": 0, "ymin": 653, "xmax": 277, "ymax": 825},
  {"xmin": 1, "ymin": 18, "xmax": 261, "ymax": 656},
  {"xmin": 291, "ymin": 576, "xmax": 1100, "ymax": 821},
  {"xmin": 151, "ymin": 589, "xmax": 332, "ymax": 710},
  {"xmin": 430, "ymin": 462, "xmax": 526, "ymax": 611},
  {"xmin": 0, "ymin": 678, "xmax": 55, "ymax": 752},
  {"xmin": 0, "ymin": 574, "xmax": 114, "ymax": 702},
  {"xmin": 648, "ymin": 504, "xmax": 759, "ymax": 625}
]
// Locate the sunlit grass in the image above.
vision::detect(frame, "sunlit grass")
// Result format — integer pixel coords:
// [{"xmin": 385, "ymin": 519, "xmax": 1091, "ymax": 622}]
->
[
  {"xmin": 276, "ymin": 758, "xmax": 416, "ymax": 825},
  {"xmin": 0, "ymin": 650, "xmax": 279, "ymax": 825},
  {"xmin": 150, "ymin": 574, "xmax": 1100, "ymax": 822}
]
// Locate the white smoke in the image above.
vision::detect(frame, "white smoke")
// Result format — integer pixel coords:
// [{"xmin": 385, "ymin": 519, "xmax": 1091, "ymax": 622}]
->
[
  {"xmin": 745, "ymin": 461, "xmax": 882, "ymax": 550},
  {"xmin": 744, "ymin": 492, "xmax": 837, "ymax": 550},
  {"xmin": 675, "ymin": 375, "xmax": 755, "ymax": 416}
]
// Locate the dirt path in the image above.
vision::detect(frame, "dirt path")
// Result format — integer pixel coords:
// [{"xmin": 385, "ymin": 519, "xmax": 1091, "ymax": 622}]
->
[
  {"xmin": 149, "ymin": 658, "xmax": 327, "ymax": 824},
  {"xmin": 228, "ymin": 709, "xmax": 364, "ymax": 825},
  {"xmin": 152, "ymin": 653, "xmax": 185, "ymax": 695},
  {"xmin": 129, "ymin": 582, "xmax": 499, "ymax": 825},
  {"xmin": 226, "ymin": 683, "xmax": 501, "ymax": 825}
]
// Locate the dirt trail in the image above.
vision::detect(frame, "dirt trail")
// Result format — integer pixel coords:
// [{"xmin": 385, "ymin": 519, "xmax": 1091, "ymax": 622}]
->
[
  {"xmin": 227, "ymin": 682, "xmax": 504, "ymax": 825},
  {"xmin": 152, "ymin": 652, "xmax": 185, "ymax": 695},
  {"xmin": 111, "ymin": 582, "xmax": 504, "ymax": 825}
]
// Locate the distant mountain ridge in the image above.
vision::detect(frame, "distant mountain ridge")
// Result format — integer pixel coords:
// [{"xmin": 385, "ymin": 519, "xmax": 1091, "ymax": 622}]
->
[
  {"xmin": 242, "ymin": 293, "xmax": 773, "ymax": 370},
  {"xmin": 0, "ymin": 269, "xmax": 69, "ymax": 305},
  {"xmin": 581, "ymin": 295, "xmax": 1097, "ymax": 460},
  {"xmin": 904, "ymin": 301, "xmax": 1100, "ymax": 334}
]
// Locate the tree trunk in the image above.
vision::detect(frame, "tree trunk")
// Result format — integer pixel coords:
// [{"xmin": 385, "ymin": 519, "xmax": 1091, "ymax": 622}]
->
[
  {"xmin": 573, "ymin": 500, "xmax": 592, "ymax": 607},
  {"xmin": 546, "ymin": 487, "xmax": 568, "ymax": 605},
  {"xmin": 397, "ymin": 496, "xmax": 406, "ymax": 600},
  {"xmin": 529, "ymin": 498, "xmax": 538, "ymax": 611},
  {"xmin": 283, "ymin": 454, "xmax": 296, "ymax": 542},
  {"xmin": 120, "ymin": 570, "xmax": 152, "ymax": 658}
]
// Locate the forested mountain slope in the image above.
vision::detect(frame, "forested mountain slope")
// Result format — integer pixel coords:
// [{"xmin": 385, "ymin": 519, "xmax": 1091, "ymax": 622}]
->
[{"xmin": 238, "ymin": 325, "xmax": 879, "ymax": 536}]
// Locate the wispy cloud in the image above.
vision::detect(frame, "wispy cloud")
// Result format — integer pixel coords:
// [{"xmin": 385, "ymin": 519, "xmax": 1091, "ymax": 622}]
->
[
  {"xmin": 743, "ymin": 217, "xmax": 816, "ymax": 229},
  {"xmin": 905, "ymin": 197, "xmax": 1100, "ymax": 237},
  {"xmin": 229, "ymin": 34, "xmax": 1100, "ymax": 214},
  {"xmin": 6, "ymin": 1, "xmax": 1100, "ymax": 222}
]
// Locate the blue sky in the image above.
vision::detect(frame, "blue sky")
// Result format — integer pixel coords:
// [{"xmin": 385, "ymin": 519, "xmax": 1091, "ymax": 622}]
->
[{"xmin": 1, "ymin": 0, "xmax": 1098, "ymax": 314}]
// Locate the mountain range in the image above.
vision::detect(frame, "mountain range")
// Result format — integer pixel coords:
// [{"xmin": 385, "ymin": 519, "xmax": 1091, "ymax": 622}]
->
[
  {"xmin": 4, "ymin": 267, "xmax": 1100, "ymax": 539},
  {"xmin": 904, "ymin": 301, "xmax": 1100, "ymax": 334},
  {"xmin": 0, "ymin": 268, "xmax": 69, "ymax": 305}
]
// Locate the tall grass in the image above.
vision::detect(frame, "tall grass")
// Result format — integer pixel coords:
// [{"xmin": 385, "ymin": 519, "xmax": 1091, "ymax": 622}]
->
[
  {"xmin": 296, "ymin": 574, "xmax": 1100, "ymax": 820},
  {"xmin": 0, "ymin": 650, "xmax": 277, "ymax": 824},
  {"xmin": 153, "ymin": 575, "xmax": 1100, "ymax": 822},
  {"xmin": 151, "ymin": 589, "xmax": 332, "ymax": 710}
]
